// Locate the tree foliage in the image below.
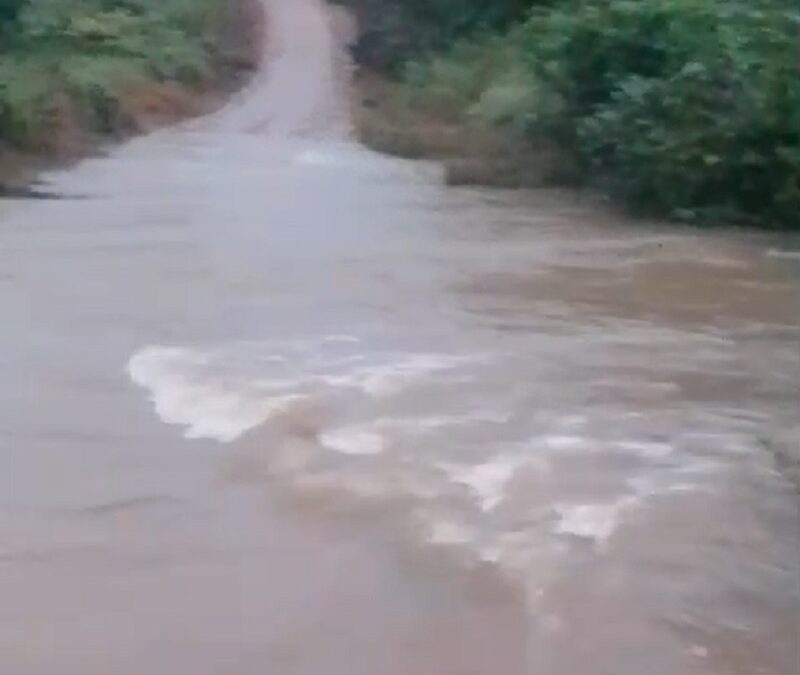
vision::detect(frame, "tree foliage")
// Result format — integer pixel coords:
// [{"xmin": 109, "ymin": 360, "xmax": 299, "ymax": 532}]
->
[
  {"xmin": 348, "ymin": 0, "xmax": 799, "ymax": 228},
  {"xmin": 342, "ymin": 0, "xmax": 542, "ymax": 71},
  {"xmin": 0, "ymin": 0, "xmax": 25, "ymax": 25},
  {"xmin": 523, "ymin": 0, "xmax": 799, "ymax": 225}
]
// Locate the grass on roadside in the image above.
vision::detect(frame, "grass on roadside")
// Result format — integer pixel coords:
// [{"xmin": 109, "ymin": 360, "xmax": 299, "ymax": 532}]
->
[{"xmin": 0, "ymin": 0, "xmax": 255, "ymax": 163}]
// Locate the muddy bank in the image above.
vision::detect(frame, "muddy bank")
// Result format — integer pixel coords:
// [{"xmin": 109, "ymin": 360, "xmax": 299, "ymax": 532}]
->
[
  {"xmin": 0, "ymin": 0, "xmax": 265, "ymax": 195},
  {"xmin": 351, "ymin": 70, "xmax": 574, "ymax": 189},
  {"xmin": 342, "ymin": 0, "xmax": 574, "ymax": 190}
]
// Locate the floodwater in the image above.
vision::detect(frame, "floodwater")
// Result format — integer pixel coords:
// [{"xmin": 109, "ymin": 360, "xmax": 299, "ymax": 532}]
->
[{"xmin": 1, "ymin": 1, "xmax": 798, "ymax": 673}]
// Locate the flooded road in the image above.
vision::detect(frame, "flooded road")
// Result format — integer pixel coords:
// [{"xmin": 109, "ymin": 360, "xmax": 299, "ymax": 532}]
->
[{"xmin": 1, "ymin": 0, "xmax": 799, "ymax": 673}]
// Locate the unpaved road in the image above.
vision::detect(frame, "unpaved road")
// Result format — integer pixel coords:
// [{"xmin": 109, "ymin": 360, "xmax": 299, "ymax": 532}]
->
[{"xmin": 1, "ymin": 1, "xmax": 799, "ymax": 674}]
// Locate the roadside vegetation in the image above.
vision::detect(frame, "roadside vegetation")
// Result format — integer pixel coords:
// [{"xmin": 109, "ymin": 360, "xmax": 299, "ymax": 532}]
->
[
  {"xmin": 0, "ymin": 0, "xmax": 258, "ymax": 181},
  {"xmin": 344, "ymin": 0, "xmax": 800, "ymax": 229}
]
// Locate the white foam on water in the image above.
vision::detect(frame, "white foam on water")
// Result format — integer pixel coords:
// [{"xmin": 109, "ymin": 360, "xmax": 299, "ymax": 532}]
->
[
  {"xmin": 427, "ymin": 520, "xmax": 475, "ymax": 546},
  {"xmin": 617, "ymin": 440, "xmax": 674, "ymax": 459},
  {"xmin": 387, "ymin": 415, "xmax": 459, "ymax": 432},
  {"xmin": 291, "ymin": 141, "xmax": 394, "ymax": 171},
  {"xmin": 293, "ymin": 149, "xmax": 339, "ymax": 166},
  {"xmin": 628, "ymin": 471, "xmax": 710, "ymax": 500},
  {"xmin": 127, "ymin": 346, "xmax": 305, "ymax": 443},
  {"xmin": 320, "ymin": 425, "xmax": 386, "ymax": 455},
  {"xmin": 553, "ymin": 498, "xmax": 637, "ymax": 544},
  {"xmin": 378, "ymin": 411, "xmax": 510, "ymax": 435},
  {"xmin": 360, "ymin": 355, "xmax": 469, "ymax": 397},
  {"xmin": 292, "ymin": 142, "xmax": 366, "ymax": 168},
  {"xmin": 479, "ymin": 544, "xmax": 504, "ymax": 564},
  {"xmin": 543, "ymin": 435, "xmax": 587, "ymax": 451},
  {"xmin": 766, "ymin": 248, "xmax": 800, "ymax": 261},
  {"xmin": 554, "ymin": 415, "xmax": 588, "ymax": 429},
  {"xmin": 322, "ymin": 353, "xmax": 470, "ymax": 397},
  {"xmin": 444, "ymin": 457, "xmax": 521, "ymax": 512},
  {"xmin": 321, "ymin": 334, "xmax": 361, "ymax": 344}
]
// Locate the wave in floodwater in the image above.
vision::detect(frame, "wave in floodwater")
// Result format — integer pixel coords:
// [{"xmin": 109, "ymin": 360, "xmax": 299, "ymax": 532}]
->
[{"xmin": 128, "ymin": 330, "xmax": 800, "ymax": 671}]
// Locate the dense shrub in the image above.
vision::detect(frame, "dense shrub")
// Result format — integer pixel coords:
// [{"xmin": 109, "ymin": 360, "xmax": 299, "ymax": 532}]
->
[
  {"xmin": 0, "ymin": 0, "xmax": 25, "ymax": 25},
  {"xmin": 340, "ymin": 0, "xmax": 541, "ymax": 71},
  {"xmin": 0, "ymin": 0, "xmax": 218, "ymax": 148},
  {"xmin": 356, "ymin": 0, "xmax": 799, "ymax": 228},
  {"xmin": 522, "ymin": 0, "xmax": 800, "ymax": 226}
]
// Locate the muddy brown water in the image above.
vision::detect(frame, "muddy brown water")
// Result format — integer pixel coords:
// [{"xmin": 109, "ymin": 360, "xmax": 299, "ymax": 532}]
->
[{"xmin": 1, "ymin": 1, "xmax": 799, "ymax": 674}]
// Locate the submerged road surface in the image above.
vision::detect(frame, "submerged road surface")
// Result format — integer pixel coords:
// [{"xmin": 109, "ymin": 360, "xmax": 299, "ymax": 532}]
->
[{"xmin": 1, "ymin": 1, "xmax": 799, "ymax": 673}]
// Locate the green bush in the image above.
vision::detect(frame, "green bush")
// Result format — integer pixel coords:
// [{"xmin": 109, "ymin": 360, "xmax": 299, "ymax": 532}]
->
[
  {"xmin": 380, "ymin": 0, "xmax": 798, "ymax": 228},
  {"xmin": 0, "ymin": 57, "xmax": 54, "ymax": 144},
  {"xmin": 400, "ymin": 26, "xmax": 560, "ymax": 137},
  {"xmin": 0, "ymin": 0, "xmax": 25, "ymax": 26},
  {"xmin": 521, "ymin": 0, "xmax": 800, "ymax": 226},
  {"xmin": 340, "ymin": 0, "xmax": 543, "ymax": 71},
  {"xmin": 0, "ymin": 0, "xmax": 218, "ymax": 147},
  {"xmin": 405, "ymin": 35, "xmax": 509, "ymax": 110}
]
